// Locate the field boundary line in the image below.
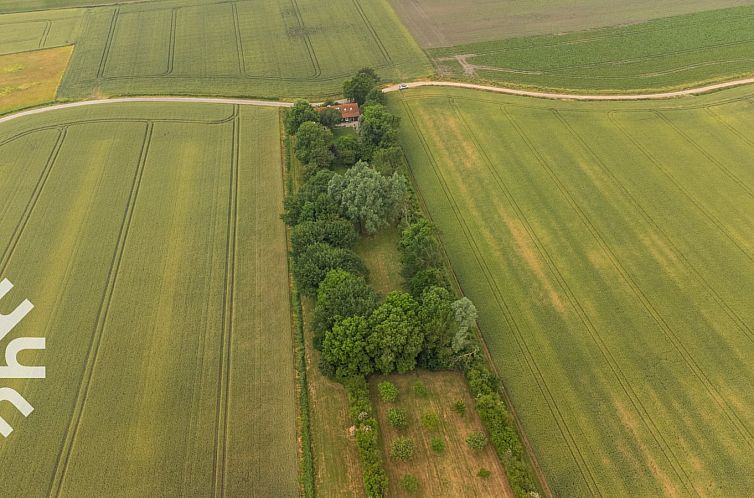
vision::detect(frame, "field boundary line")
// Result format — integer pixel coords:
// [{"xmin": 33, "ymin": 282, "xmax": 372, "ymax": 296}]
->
[
  {"xmin": 231, "ymin": 2, "xmax": 246, "ymax": 76},
  {"xmin": 399, "ymin": 96, "xmax": 589, "ymax": 496},
  {"xmin": 508, "ymin": 106, "xmax": 754, "ymax": 452},
  {"xmin": 554, "ymin": 110, "xmax": 754, "ymax": 345},
  {"xmin": 350, "ymin": 0, "xmax": 391, "ymax": 64},
  {"xmin": 164, "ymin": 7, "xmax": 177, "ymax": 76},
  {"xmin": 47, "ymin": 121, "xmax": 152, "ymax": 498},
  {"xmin": 0, "ymin": 127, "xmax": 66, "ymax": 276},
  {"xmin": 38, "ymin": 20, "xmax": 52, "ymax": 48},
  {"xmin": 288, "ymin": 0, "xmax": 321, "ymax": 79},
  {"xmin": 455, "ymin": 99, "xmax": 699, "ymax": 496},
  {"xmin": 96, "ymin": 7, "xmax": 120, "ymax": 79},
  {"xmin": 212, "ymin": 108, "xmax": 240, "ymax": 498}
]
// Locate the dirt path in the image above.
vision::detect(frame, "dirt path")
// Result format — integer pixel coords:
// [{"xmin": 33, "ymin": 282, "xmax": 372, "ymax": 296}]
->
[
  {"xmin": 2, "ymin": 76, "xmax": 754, "ymax": 126},
  {"xmin": 382, "ymin": 78, "xmax": 754, "ymax": 100}
]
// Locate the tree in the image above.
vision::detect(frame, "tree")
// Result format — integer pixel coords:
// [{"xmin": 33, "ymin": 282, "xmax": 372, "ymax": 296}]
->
[
  {"xmin": 334, "ymin": 134, "xmax": 361, "ymax": 167},
  {"xmin": 328, "ymin": 161, "xmax": 408, "ymax": 235},
  {"xmin": 408, "ymin": 267, "xmax": 450, "ymax": 298},
  {"xmin": 292, "ymin": 242, "xmax": 367, "ymax": 296},
  {"xmin": 365, "ymin": 87, "xmax": 387, "ymax": 107},
  {"xmin": 371, "ymin": 145, "xmax": 403, "ymax": 174},
  {"xmin": 466, "ymin": 431, "xmax": 488, "ymax": 451},
  {"xmin": 343, "ymin": 68, "xmax": 380, "ymax": 105},
  {"xmin": 367, "ymin": 291, "xmax": 423, "ymax": 374},
  {"xmin": 399, "ymin": 219, "xmax": 443, "ymax": 279},
  {"xmin": 321, "ymin": 315, "xmax": 373, "ymax": 379},
  {"xmin": 358, "ymin": 104, "xmax": 400, "ymax": 157},
  {"xmin": 452, "ymin": 297, "xmax": 478, "ymax": 353},
  {"xmin": 377, "ymin": 381, "xmax": 398, "ymax": 402},
  {"xmin": 390, "ymin": 436, "xmax": 415, "ymax": 461},
  {"xmin": 284, "ymin": 99, "xmax": 318, "ymax": 134},
  {"xmin": 318, "ymin": 107, "xmax": 342, "ymax": 128},
  {"xmin": 295, "ymin": 121, "xmax": 334, "ymax": 170},
  {"xmin": 282, "ymin": 170, "xmax": 339, "ymax": 226},
  {"xmin": 387, "ymin": 407, "xmax": 408, "ymax": 429},
  {"xmin": 313, "ymin": 269, "xmax": 378, "ymax": 347},
  {"xmin": 291, "ymin": 218, "xmax": 357, "ymax": 258},
  {"xmin": 417, "ymin": 285, "xmax": 454, "ymax": 368}
]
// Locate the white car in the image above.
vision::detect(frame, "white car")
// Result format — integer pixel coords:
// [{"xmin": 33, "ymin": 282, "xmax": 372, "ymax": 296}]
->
[{"xmin": 399, "ymin": 83, "xmax": 409, "ymax": 90}]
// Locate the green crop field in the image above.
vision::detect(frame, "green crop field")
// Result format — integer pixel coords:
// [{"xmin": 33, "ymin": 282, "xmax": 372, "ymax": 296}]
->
[
  {"xmin": 388, "ymin": 0, "xmax": 754, "ymax": 48},
  {"xmin": 0, "ymin": 0, "xmax": 148, "ymax": 14},
  {"xmin": 0, "ymin": 0, "xmax": 431, "ymax": 101},
  {"xmin": 431, "ymin": 6, "xmax": 754, "ymax": 94},
  {"xmin": 0, "ymin": 103, "xmax": 297, "ymax": 497},
  {"xmin": 391, "ymin": 86, "xmax": 754, "ymax": 496}
]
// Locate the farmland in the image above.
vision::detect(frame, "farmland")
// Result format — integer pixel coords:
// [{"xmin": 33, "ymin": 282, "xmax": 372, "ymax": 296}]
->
[
  {"xmin": 388, "ymin": 0, "xmax": 754, "ymax": 48},
  {"xmin": 392, "ymin": 86, "xmax": 754, "ymax": 496},
  {"xmin": 0, "ymin": 46, "xmax": 72, "ymax": 114},
  {"xmin": 371, "ymin": 371, "xmax": 512, "ymax": 497},
  {"xmin": 430, "ymin": 6, "xmax": 754, "ymax": 94},
  {"xmin": 0, "ymin": 0, "xmax": 431, "ymax": 101},
  {"xmin": 0, "ymin": 103, "xmax": 297, "ymax": 496}
]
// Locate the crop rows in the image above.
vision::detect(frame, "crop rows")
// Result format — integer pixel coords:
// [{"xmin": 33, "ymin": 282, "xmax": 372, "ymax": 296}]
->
[
  {"xmin": 0, "ymin": 103, "xmax": 297, "ymax": 497},
  {"xmin": 392, "ymin": 86, "xmax": 754, "ymax": 496}
]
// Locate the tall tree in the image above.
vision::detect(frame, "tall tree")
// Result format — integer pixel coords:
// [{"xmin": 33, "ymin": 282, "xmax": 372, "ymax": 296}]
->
[
  {"xmin": 293, "ymin": 242, "xmax": 367, "ymax": 296},
  {"xmin": 328, "ymin": 161, "xmax": 408, "ymax": 235},
  {"xmin": 343, "ymin": 68, "xmax": 380, "ymax": 105},
  {"xmin": 367, "ymin": 291, "xmax": 423, "ymax": 374},
  {"xmin": 290, "ymin": 218, "xmax": 357, "ymax": 257},
  {"xmin": 313, "ymin": 269, "xmax": 378, "ymax": 348},
  {"xmin": 284, "ymin": 99, "xmax": 319, "ymax": 134},
  {"xmin": 318, "ymin": 107, "xmax": 342, "ymax": 128},
  {"xmin": 451, "ymin": 297, "xmax": 478, "ymax": 353},
  {"xmin": 399, "ymin": 219, "xmax": 443, "ymax": 279},
  {"xmin": 295, "ymin": 121, "xmax": 334, "ymax": 170},
  {"xmin": 321, "ymin": 315, "xmax": 374, "ymax": 379},
  {"xmin": 282, "ymin": 170, "xmax": 338, "ymax": 226},
  {"xmin": 358, "ymin": 104, "xmax": 400, "ymax": 157},
  {"xmin": 417, "ymin": 285, "xmax": 455, "ymax": 368}
]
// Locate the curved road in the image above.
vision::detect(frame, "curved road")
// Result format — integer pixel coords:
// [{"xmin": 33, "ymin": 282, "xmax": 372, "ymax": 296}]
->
[{"xmin": 2, "ymin": 77, "xmax": 754, "ymax": 125}]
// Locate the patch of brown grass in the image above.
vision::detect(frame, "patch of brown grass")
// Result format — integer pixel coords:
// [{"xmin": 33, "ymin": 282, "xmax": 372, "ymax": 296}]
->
[{"xmin": 0, "ymin": 45, "xmax": 73, "ymax": 115}]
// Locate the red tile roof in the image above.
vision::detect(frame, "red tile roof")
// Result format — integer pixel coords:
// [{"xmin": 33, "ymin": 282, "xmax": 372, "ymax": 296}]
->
[{"xmin": 332, "ymin": 102, "xmax": 361, "ymax": 119}]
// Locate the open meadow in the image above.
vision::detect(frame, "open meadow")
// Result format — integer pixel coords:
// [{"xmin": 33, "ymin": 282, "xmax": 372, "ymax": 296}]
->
[
  {"xmin": 0, "ymin": 103, "xmax": 298, "ymax": 497},
  {"xmin": 430, "ymin": 6, "xmax": 754, "ymax": 93},
  {"xmin": 0, "ymin": 46, "xmax": 72, "ymax": 114},
  {"xmin": 391, "ymin": 86, "xmax": 754, "ymax": 496},
  {"xmin": 0, "ymin": 0, "xmax": 431, "ymax": 102}
]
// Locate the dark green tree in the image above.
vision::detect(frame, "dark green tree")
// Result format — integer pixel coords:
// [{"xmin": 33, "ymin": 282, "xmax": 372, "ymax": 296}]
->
[
  {"xmin": 408, "ymin": 267, "xmax": 450, "ymax": 298},
  {"xmin": 313, "ymin": 269, "xmax": 378, "ymax": 347},
  {"xmin": 284, "ymin": 99, "xmax": 319, "ymax": 134},
  {"xmin": 318, "ymin": 107, "xmax": 342, "ymax": 128},
  {"xmin": 295, "ymin": 121, "xmax": 334, "ymax": 170},
  {"xmin": 290, "ymin": 218, "xmax": 357, "ymax": 257},
  {"xmin": 367, "ymin": 291, "xmax": 423, "ymax": 374},
  {"xmin": 293, "ymin": 242, "xmax": 367, "ymax": 296},
  {"xmin": 282, "ymin": 170, "xmax": 338, "ymax": 226},
  {"xmin": 371, "ymin": 145, "xmax": 403, "ymax": 174},
  {"xmin": 364, "ymin": 87, "xmax": 387, "ymax": 107},
  {"xmin": 358, "ymin": 104, "xmax": 400, "ymax": 157},
  {"xmin": 399, "ymin": 219, "xmax": 444, "ymax": 279},
  {"xmin": 321, "ymin": 315, "xmax": 374, "ymax": 379},
  {"xmin": 343, "ymin": 68, "xmax": 380, "ymax": 105},
  {"xmin": 334, "ymin": 134, "xmax": 362, "ymax": 167},
  {"xmin": 416, "ymin": 285, "xmax": 455, "ymax": 368}
]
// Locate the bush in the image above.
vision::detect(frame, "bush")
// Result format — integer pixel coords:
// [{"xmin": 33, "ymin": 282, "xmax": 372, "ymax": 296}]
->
[
  {"xmin": 413, "ymin": 381, "xmax": 429, "ymax": 398},
  {"xmin": 292, "ymin": 242, "xmax": 367, "ymax": 296},
  {"xmin": 290, "ymin": 218, "xmax": 357, "ymax": 258},
  {"xmin": 387, "ymin": 407, "xmax": 409, "ymax": 429},
  {"xmin": 420, "ymin": 412, "xmax": 440, "ymax": 432},
  {"xmin": 409, "ymin": 267, "xmax": 450, "ymax": 298},
  {"xmin": 466, "ymin": 431, "xmax": 488, "ymax": 451},
  {"xmin": 377, "ymin": 381, "xmax": 398, "ymax": 402},
  {"xmin": 313, "ymin": 269, "xmax": 377, "ymax": 348},
  {"xmin": 452, "ymin": 400, "xmax": 466, "ymax": 416},
  {"xmin": 399, "ymin": 474, "xmax": 420, "ymax": 493},
  {"xmin": 430, "ymin": 436, "xmax": 445, "ymax": 454},
  {"xmin": 478, "ymin": 468, "xmax": 491, "ymax": 479},
  {"xmin": 390, "ymin": 436, "xmax": 415, "ymax": 461}
]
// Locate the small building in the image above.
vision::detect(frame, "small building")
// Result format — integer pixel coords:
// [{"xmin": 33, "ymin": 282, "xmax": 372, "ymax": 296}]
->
[{"xmin": 332, "ymin": 102, "xmax": 361, "ymax": 123}]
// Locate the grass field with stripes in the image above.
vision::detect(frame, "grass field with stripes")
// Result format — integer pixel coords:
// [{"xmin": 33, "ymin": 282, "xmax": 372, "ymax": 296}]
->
[
  {"xmin": 0, "ymin": 103, "xmax": 297, "ymax": 497},
  {"xmin": 391, "ymin": 86, "xmax": 754, "ymax": 497}
]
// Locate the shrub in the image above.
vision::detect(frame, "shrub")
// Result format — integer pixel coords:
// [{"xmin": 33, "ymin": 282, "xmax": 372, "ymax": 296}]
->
[
  {"xmin": 312, "ymin": 268, "xmax": 377, "ymax": 348},
  {"xmin": 420, "ymin": 412, "xmax": 440, "ymax": 432},
  {"xmin": 377, "ymin": 381, "xmax": 398, "ymax": 402},
  {"xmin": 290, "ymin": 218, "xmax": 357, "ymax": 258},
  {"xmin": 399, "ymin": 474, "xmax": 420, "ymax": 493},
  {"xmin": 430, "ymin": 436, "xmax": 445, "ymax": 454},
  {"xmin": 478, "ymin": 468, "xmax": 491, "ymax": 479},
  {"xmin": 387, "ymin": 407, "xmax": 408, "ymax": 430},
  {"xmin": 390, "ymin": 436, "xmax": 415, "ymax": 461},
  {"xmin": 453, "ymin": 400, "xmax": 466, "ymax": 416},
  {"xmin": 292, "ymin": 242, "xmax": 367, "ymax": 296},
  {"xmin": 413, "ymin": 381, "xmax": 429, "ymax": 398},
  {"xmin": 466, "ymin": 431, "xmax": 488, "ymax": 451}
]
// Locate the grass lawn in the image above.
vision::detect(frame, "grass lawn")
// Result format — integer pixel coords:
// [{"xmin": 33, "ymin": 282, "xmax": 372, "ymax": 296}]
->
[
  {"xmin": 353, "ymin": 226, "xmax": 403, "ymax": 297},
  {"xmin": 370, "ymin": 370, "xmax": 513, "ymax": 497},
  {"xmin": 0, "ymin": 103, "xmax": 298, "ymax": 497},
  {"xmin": 388, "ymin": 0, "xmax": 754, "ymax": 48},
  {"xmin": 0, "ymin": 46, "xmax": 72, "ymax": 115},
  {"xmin": 391, "ymin": 85, "xmax": 754, "ymax": 496},
  {"xmin": 430, "ymin": 5, "xmax": 754, "ymax": 93},
  {"xmin": 0, "ymin": 0, "xmax": 431, "ymax": 101}
]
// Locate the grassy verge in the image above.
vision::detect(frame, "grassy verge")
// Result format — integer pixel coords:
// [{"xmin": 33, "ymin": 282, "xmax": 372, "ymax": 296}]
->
[{"xmin": 0, "ymin": 46, "xmax": 73, "ymax": 115}]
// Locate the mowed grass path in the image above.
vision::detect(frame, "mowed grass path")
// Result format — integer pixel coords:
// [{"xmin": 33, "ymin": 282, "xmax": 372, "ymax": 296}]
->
[
  {"xmin": 0, "ymin": 0, "xmax": 431, "ymax": 100},
  {"xmin": 431, "ymin": 6, "xmax": 754, "ymax": 94},
  {"xmin": 0, "ymin": 103, "xmax": 297, "ymax": 496},
  {"xmin": 391, "ymin": 87, "xmax": 754, "ymax": 496}
]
